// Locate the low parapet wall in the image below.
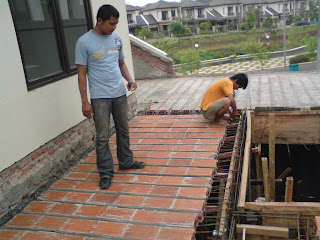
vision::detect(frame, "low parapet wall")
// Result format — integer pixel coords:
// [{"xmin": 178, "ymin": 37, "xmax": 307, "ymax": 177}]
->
[{"xmin": 130, "ymin": 34, "xmax": 175, "ymax": 80}]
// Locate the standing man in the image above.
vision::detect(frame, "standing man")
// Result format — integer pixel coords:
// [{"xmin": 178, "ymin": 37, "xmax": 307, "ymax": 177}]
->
[
  {"xmin": 200, "ymin": 73, "xmax": 248, "ymax": 124},
  {"xmin": 76, "ymin": 5, "xmax": 145, "ymax": 189}
]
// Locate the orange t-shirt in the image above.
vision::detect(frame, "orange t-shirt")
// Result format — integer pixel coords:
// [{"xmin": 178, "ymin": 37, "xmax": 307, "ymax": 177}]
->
[{"xmin": 200, "ymin": 78, "xmax": 234, "ymax": 111}]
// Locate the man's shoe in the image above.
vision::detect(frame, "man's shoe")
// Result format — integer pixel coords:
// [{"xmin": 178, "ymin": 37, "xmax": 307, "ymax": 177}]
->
[
  {"xmin": 99, "ymin": 177, "xmax": 111, "ymax": 189},
  {"xmin": 119, "ymin": 161, "xmax": 146, "ymax": 170}
]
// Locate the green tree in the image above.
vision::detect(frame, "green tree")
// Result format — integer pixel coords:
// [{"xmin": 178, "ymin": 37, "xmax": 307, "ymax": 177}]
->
[
  {"xmin": 246, "ymin": 11, "xmax": 257, "ymax": 28},
  {"xmin": 242, "ymin": 37, "xmax": 270, "ymax": 70},
  {"xmin": 302, "ymin": 35, "xmax": 317, "ymax": 56},
  {"xmin": 228, "ymin": 21, "xmax": 236, "ymax": 30},
  {"xmin": 293, "ymin": 15, "xmax": 303, "ymax": 24},
  {"xmin": 137, "ymin": 27, "xmax": 151, "ymax": 39},
  {"xmin": 155, "ymin": 32, "xmax": 165, "ymax": 44},
  {"xmin": 199, "ymin": 21, "xmax": 212, "ymax": 33},
  {"xmin": 179, "ymin": 49, "xmax": 202, "ymax": 74},
  {"xmin": 170, "ymin": 21, "xmax": 188, "ymax": 36}
]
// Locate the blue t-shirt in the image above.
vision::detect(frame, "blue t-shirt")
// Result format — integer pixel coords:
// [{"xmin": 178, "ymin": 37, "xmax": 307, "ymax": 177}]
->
[{"xmin": 75, "ymin": 30, "xmax": 126, "ymax": 99}]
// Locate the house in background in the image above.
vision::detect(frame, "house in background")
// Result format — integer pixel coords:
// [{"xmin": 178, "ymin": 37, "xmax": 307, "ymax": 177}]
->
[
  {"xmin": 0, "ymin": 0, "xmax": 135, "ymax": 218},
  {"xmin": 127, "ymin": 0, "xmax": 312, "ymax": 33}
]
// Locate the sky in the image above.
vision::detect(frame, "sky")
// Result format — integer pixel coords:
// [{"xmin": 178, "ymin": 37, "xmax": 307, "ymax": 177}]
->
[{"xmin": 125, "ymin": 0, "xmax": 181, "ymax": 7}]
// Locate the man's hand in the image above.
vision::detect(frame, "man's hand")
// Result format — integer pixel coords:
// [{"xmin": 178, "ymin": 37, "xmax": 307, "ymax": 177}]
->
[
  {"xmin": 82, "ymin": 102, "xmax": 93, "ymax": 119},
  {"xmin": 127, "ymin": 81, "xmax": 137, "ymax": 91}
]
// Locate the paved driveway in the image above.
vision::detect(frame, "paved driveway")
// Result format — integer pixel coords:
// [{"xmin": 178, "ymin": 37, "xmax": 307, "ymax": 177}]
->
[{"xmin": 135, "ymin": 71, "xmax": 320, "ymax": 112}]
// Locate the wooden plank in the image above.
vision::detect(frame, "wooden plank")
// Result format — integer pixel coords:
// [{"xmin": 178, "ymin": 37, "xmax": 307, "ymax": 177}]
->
[
  {"xmin": 277, "ymin": 167, "xmax": 292, "ymax": 179},
  {"xmin": 256, "ymin": 144, "xmax": 263, "ymax": 197},
  {"xmin": 268, "ymin": 113, "xmax": 275, "ymax": 201},
  {"xmin": 251, "ymin": 110, "xmax": 320, "ymax": 144},
  {"xmin": 237, "ymin": 224, "xmax": 289, "ymax": 238},
  {"xmin": 262, "ymin": 157, "xmax": 270, "ymax": 202},
  {"xmin": 238, "ymin": 110, "xmax": 252, "ymax": 210},
  {"xmin": 244, "ymin": 202, "xmax": 320, "ymax": 215},
  {"xmin": 285, "ymin": 177, "xmax": 294, "ymax": 202}
]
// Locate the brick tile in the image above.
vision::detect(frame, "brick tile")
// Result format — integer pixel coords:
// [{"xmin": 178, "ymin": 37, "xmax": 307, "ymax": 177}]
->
[
  {"xmin": 50, "ymin": 203, "xmax": 79, "ymax": 215},
  {"xmin": 149, "ymin": 151, "xmax": 171, "ymax": 158},
  {"xmin": 195, "ymin": 145, "xmax": 218, "ymax": 152},
  {"xmin": 7, "ymin": 214, "xmax": 41, "ymax": 228},
  {"xmin": 90, "ymin": 193, "xmax": 119, "ymax": 204},
  {"xmin": 167, "ymin": 159, "xmax": 192, "ymax": 167},
  {"xmin": 151, "ymin": 128, "xmax": 170, "ymax": 133},
  {"xmin": 152, "ymin": 145, "xmax": 175, "ymax": 151},
  {"xmin": 63, "ymin": 218, "xmax": 97, "ymax": 233},
  {"xmin": 112, "ymin": 174, "xmax": 135, "ymax": 182},
  {"xmin": 65, "ymin": 192, "xmax": 93, "ymax": 202},
  {"xmin": 132, "ymin": 144, "xmax": 153, "ymax": 151},
  {"xmin": 138, "ymin": 166, "xmax": 163, "ymax": 174},
  {"xmin": 172, "ymin": 123, "xmax": 191, "ymax": 128},
  {"xmin": 123, "ymin": 224, "xmax": 160, "ymax": 240},
  {"xmin": 193, "ymin": 152, "xmax": 216, "ymax": 159},
  {"xmin": 157, "ymin": 227, "xmax": 195, "ymax": 240},
  {"xmin": 102, "ymin": 183, "xmax": 127, "ymax": 192},
  {"xmin": 171, "ymin": 152, "xmax": 193, "ymax": 159},
  {"xmin": 23, "ymin": 201, "xmax": 54, "ymax": 213},
  {"xmin": 150, "ymin": 186, "xmax": 179, "ymax": 197},
  {"xmin": 156, "ymin": 176, "xmax": 184, "ymax": 185},
  {"xmin": 0, "ymin": 229, "xmax": 25, "ymax": 240},
  {"xmin": 144, "ymin": 158, "xmax": 169, "ymax": 166},
  {"xmin": 132, "ymin": 209, "xmax": 166, "ymax": 223},
  {"xmin": 124, "ymin": 184, "xmax": 153, "ymax": 194},
  {"xmin": 164, "ymin": 212, "xmax": 198, "ymax": 226},
  {"xmin": 116, "ymin": 195, "xmax": 145, "ymax": 207},
  {"xmin": 52, "ymin": 180, "xmax": 78, "ymax": 189},
  {"xmin": 82, "ymin": 156, "xmax": 96, "ymax": 163},
  {"xmin": 174, "ymin": 145, "xmax": 195, "ymax": 151},
  {"xmin": 40, "ymin": 190, "xmax": 68, "ymax": 201},
  {"xmin": 160, "ymin": 139, "xmax": 180, "ymax": 144},
  {"xmin": 162, "ymin": 167, "xmax": 188, "ymax": 175},
  {"xmin": 173, "ymin": 199, "xmax": 204, "ymax": 211},
  {"xmin": 178, "ymin": 139, "xmax": 199, "ymax": 144},
  {"xmin": 86, "ymin": 173, "xmax": 100, "ymax": 181},
  {"xmin": 64, "ymin": 172, "xmax": 89, "ymax": 180},
  {"xmin": 93, "ymin": 221, "xmax": 127, "ymax": 236},
  {"xmin": 21, "ymin": 231, "xmax": 84, "ymax": 240},
  {"xmin": 73, "ymin": 164, "xmax": 96, "ymax": 172},
  {"xmin": 187, "ymin": 167, "xmax": 213, "ymax": 177},
  {"xmin": 74, "ymin": 181, "xmax": 99, "ymax": 191},
  {"xmin": 146, "ymin": 132, "xmax": 166, "ymax": 138},
  {"xmin": 143, "ymin": 197, "xmax": 174, "ymax": 209},
  {"xmin": 199, "ymin": 139, "xmax": 221, "ymax": 144},
  {"xmin": 74, "ymin": 205, "xmax": 107, "ymax": 217},
  {"xmin": 130, "ymin": 151, "xmax": 150, "ymax": 158},
  {"xmin": 164, "ymin": 133, "xmax": 185, "ymax": 139},
  {"xmin": 178, "ymin": 187, "xmax": 208, "ymax": 198},
  {"xmin": 35, "ymin": 216, "xmax": 69, "ymax": 231},
  {"xmin": 134, "ymin": 175, "xmax": 159, "ymax": 184},
  {"xmin": 103, "ymin": 206, "xmax": 135, "ymax": 220},
  {"xmin": 183, "ymin": 177, "xmax": 212, "ymax": 186},
  {"xmin": 140, "ymin": 138, "xmax": 161, "ymax": 144},
  {"xmin": 192, "ymin": 159, "xmax": 217, "ymax": 167},
  {"xmin": 169, "ymin": 127, "xmax": 189, "ymax": 133}
]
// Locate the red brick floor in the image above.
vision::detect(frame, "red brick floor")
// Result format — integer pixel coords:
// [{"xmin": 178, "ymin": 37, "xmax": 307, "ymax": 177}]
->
[{"xmin": 1, "ymin": 114, "xmax": 226, "ymax": 240}]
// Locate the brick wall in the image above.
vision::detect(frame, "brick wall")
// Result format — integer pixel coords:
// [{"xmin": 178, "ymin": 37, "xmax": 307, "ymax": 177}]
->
[
  {"xmin": 0, "ymin": 93, "xmax": 137, "ymax": 219},
  {"xmin": 130, "ymin": 35, "xmax": 175, "ymax": 80}
]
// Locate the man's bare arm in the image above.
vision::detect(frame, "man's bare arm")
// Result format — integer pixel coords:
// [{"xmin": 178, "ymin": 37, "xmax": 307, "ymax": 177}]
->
[
  {"xmin": 77, "ymin": 64, "xmax": 93, "ymax": 119},
  {"xmin": 119, "ymin": 59, "xmax": 137, "ymax": 91},
  {"xmin": 227, "ymin": 94, "xmax": 239, "ymax": 117}
]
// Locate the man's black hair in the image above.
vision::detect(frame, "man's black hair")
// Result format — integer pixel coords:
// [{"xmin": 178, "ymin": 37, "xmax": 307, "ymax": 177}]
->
[
  {"xmin": 96, "ymin": 5, "xmax": 119, "ymax": 22},
  {"xmin": 230, "ymin": 73, "xmax": 248, "ymax": 89}
]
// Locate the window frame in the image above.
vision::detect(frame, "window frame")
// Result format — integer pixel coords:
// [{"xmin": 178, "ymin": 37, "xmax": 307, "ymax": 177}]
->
[{"xmin": 8, "ymin": 0, "xmax": 93, "ymax": 91}]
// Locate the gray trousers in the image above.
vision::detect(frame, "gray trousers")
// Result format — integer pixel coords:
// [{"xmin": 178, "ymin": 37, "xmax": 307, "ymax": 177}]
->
[{"xmin": 91, "ymin": 95, "xmax": 134, "ymax": 179}]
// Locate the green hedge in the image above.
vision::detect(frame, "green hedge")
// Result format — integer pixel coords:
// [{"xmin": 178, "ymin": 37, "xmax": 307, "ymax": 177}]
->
[{"xmin": 289, "ymin": 54, "xmax": 312, "ymax": 64}]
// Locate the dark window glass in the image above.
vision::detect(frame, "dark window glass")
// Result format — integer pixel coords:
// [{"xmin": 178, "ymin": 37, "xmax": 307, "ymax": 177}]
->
[{"xmin": 8, "ymin": 0, "xmax": 92, "ymax": 90}]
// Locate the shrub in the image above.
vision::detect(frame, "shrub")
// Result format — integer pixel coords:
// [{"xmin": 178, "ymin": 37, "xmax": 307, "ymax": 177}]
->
[
  {"xmin": 178, "ymin": 49, "xmax": 202, "ymax": 74},
  {"xmin": 200, "ymin": 21, "xmax": 212, "ymax": 33},
  {"xmin": 289, "ymin": 54, "xmax": 312, "ymax": 64}
]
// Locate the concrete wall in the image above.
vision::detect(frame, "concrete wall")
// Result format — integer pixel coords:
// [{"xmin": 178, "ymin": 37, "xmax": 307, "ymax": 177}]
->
[
  {"xmin": 130, "ymin": 35, "xmax": 175, "ymax": 80},
  {"xmin": 0, "ymin": 0, "xmax": 136, "ymax": 218}
]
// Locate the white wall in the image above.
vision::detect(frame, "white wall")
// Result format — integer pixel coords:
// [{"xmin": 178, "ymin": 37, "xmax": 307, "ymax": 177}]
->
[{"xmin": 0, "ymin": 0, "xmax": 134, "ymax": 171}]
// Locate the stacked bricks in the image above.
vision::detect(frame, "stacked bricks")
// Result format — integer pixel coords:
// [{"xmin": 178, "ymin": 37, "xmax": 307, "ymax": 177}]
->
[{"xmin": 131, "ymin": 42, "xmax": 175, "ymax": 77}]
